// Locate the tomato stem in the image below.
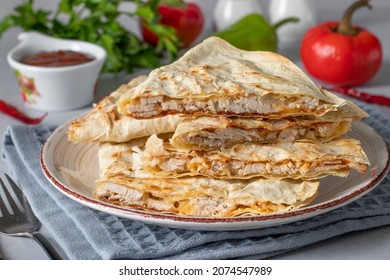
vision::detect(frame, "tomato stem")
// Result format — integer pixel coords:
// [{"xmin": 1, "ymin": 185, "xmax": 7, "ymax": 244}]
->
[{"xmin": 337, "ymin": 0, "xmax": 372, "ymax": 35}]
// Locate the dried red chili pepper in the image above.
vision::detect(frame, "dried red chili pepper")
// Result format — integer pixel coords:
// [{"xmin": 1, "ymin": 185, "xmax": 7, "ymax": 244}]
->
[
  {"xmin": 323, "ymin": 87, "xmax": 390, "ymax": 107},
  {"xmin": 0, "ymin": 99, "xmax": 47, "ymax": 124}
]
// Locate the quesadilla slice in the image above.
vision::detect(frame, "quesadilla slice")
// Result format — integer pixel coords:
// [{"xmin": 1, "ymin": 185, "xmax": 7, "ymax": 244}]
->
[
  {"xmin": 94, "ymin": 176, "xmax": 319, "ymax": 217},
  {"xmin": 171, "ymin": 99, "xmax": 368, "ymax": 150},
  {"xmin": 99, "ymin": 134, "xmax": 369, "ymax": 180},
  {"xmin": 68, "ymin": 75, "xmax": 183, "ymax": 143},
  {"xmin": 117, "ymin": 37, "xmax": 347, "ymax": 119},
  {"xmin": 171, "ymin": 117, "xmax": 351, "ymax": 150}
]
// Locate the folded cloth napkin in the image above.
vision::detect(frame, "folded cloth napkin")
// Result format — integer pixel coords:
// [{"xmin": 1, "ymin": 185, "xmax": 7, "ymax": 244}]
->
[{"xmin": 1, "ymin": 101, "xmax": 390, "ymax": 260}]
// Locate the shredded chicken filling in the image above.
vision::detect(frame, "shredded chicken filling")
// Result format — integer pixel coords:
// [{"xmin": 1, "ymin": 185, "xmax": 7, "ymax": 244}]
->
[
  {"xmin": 96, "ymin": 185, "xmax": 294, "ymax": 217},
  {"xmin": 144, "ymin": 155, "xmax": 361, "ymax": 179},
  {"xmin": 175, "ymin": 121, "xmax": 350, "ymax": 149},
  {"xmin": 124, "ymin": 94, "xmax": 329, "ymax": 118}
]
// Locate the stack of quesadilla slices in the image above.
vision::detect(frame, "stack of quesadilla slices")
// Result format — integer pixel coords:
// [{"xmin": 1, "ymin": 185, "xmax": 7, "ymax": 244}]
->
[{"xmin": 68, "ymin": 37, "xmax": 369, "ymax": 217}]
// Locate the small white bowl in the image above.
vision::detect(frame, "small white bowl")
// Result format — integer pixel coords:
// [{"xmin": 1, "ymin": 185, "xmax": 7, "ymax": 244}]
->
[{"xmin": 7, "ymin": 31, "xmax": 107, "ymax": 111}]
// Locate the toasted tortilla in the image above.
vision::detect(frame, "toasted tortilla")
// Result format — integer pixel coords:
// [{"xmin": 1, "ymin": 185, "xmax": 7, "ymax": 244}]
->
[
  {"xmin": 68, "ymin": 74, "xmax": 367, "ymax": 145},
  {"xmin": 68, "ymin": 75, "xmax": 183, "ymax": 143},
  {"xmin": 96, "ymin": 135, "xmax": 321, "ymax": 217},
  {"xmin": 94, "ymin": 176, "xmax": 319, "ymax": 217},
  {"xmin": 117, "ymin": 37, "xmax": 347, "ymax": 119},
  {"xmin": 99, "ymin": 134, "xmax": 369, "ymax": 180},
  {"xmin": 170, "ymin": 98, "xmax": 368, "ymax": 150},
  {"xmin": 171, "ymin": 116, "xmax": 351, "ymax": 150}
]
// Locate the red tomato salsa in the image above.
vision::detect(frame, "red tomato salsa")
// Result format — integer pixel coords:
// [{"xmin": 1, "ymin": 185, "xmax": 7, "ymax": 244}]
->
[{"xmin": 20, "ymin": 50, "xmax": 94, "ymax": 67}]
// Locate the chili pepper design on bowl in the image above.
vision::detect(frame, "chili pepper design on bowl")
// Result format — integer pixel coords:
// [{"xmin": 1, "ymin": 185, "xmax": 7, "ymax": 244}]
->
[
  {"xmin": 14, "ymin": 69, "xmax": 41, "ymax": 104},
  {"xmin": 300, "ymin": 0, "xmax": 382, "ymax": 86}
]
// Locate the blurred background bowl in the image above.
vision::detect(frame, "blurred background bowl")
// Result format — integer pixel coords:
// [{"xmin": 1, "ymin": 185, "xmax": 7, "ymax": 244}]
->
[{"xmin": 7, "ymin": 31, "xmax": 107, "ymax": 111}]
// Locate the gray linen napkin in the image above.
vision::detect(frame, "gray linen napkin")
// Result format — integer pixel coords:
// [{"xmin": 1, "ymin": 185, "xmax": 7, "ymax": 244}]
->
[{"xmin": 1, "ymin": 101, "xmax": 390, "ymax": 260}]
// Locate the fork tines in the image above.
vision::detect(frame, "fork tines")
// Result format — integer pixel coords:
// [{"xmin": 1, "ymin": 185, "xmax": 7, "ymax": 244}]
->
[{"xmin": 0, "ymin": 174, "xmax": 25, "ymax": 216}]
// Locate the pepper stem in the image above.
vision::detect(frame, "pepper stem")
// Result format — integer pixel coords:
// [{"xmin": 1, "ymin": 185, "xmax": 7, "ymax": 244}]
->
[
  {"xmin": 273, "ymin": 17, "xmax": 299, "ymax": 30},
  {"xmin": 337, "ymin": 0, "xmax": 372, "ymax": 35},
  {"xmin": 159, "ymin": 0, "xmax": 186, "ymax": 8}
]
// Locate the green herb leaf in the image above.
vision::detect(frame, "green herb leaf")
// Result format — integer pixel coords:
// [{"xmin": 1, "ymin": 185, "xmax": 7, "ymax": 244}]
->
[{"xmin": 0, "ymin": 0, "xmax": 181, "ymax": 73}]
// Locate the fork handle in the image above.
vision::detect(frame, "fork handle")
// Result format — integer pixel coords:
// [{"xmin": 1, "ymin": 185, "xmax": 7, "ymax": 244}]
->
[{"xmin": 31, "ymin": 232, "xmax": 63, "ymax": 260}]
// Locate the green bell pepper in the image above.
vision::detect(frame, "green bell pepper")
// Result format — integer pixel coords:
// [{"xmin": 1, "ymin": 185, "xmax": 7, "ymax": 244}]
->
[{"xmin": 214, "ymin": 13, "xmax": 298, "ymax": 52}]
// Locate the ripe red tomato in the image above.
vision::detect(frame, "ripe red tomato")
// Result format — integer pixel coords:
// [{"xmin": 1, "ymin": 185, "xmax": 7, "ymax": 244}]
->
[
  {"xmin": 301, "ymin": 21, "xmax": 382, "ymax": 86},
  {"xmin": 300, "ymin": 0, "xmax": 382, "ymax": 86}
]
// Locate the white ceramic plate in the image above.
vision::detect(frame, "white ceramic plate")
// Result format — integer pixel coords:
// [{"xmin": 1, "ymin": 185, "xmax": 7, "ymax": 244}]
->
[{"xmin": 41, "ymin": 121, "xmax": 389, "ymax": 231}]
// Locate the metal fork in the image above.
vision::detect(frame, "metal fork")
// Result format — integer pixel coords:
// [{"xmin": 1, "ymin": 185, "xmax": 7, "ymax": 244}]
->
[{"xmin": 0, "ymin": 173, "xmax": 63, "ymax": 260}]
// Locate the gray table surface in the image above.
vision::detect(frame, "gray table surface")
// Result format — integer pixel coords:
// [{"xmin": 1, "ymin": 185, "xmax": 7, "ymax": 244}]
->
[{"xmin": 1, "ymin": 0, "xmax": 390, "ymax": 260}]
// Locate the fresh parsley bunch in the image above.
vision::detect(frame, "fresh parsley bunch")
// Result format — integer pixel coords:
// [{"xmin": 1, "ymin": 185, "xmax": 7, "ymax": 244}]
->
[{"xmin": 0, "ymin": 0, "xmax": 180, "ymax": 73}]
